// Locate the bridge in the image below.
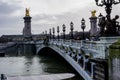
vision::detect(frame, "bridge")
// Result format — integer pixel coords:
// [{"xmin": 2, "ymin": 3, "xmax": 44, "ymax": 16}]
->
[
  {"xmin": 0, "ymin": 36, "xmax": 119, "ymax": 80},
  {"xmin": 34, "ymin": 36, "xmax": 120, "ymax": 80}
]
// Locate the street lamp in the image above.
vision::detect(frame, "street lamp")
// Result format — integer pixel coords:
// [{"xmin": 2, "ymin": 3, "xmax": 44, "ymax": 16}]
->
[
  {"xmin": 45, "ymin": 30, "xmax": 47, "ymax": 36},
  {"xmin": 70, "ymin": 22, "xmax": 74, "ymax": 40},
  {"xmin": 95, "ymin": 0, "xmax": 120, "ymax": 20},
  {"xmin": 57, "ymin": 26, "xmax": 60, "ymax": 40},
  {"xmin": 52, "ymin": 27, "xmax": 55, "ymax": 39},
  {"xmin": 81, "ymin": 18, "xmax": 86, "ymax": 40},
  {"xmin": 62, "ymin": 24, "xmax": 66, "ymax": 40},
  {"xmin": 49, "ymin": 29, "xmax": 52, "ymax": 39}
]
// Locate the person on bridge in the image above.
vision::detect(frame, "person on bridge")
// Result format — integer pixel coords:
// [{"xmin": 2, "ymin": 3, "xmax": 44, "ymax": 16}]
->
[{"xmin": 43, "ymin": 36, "xmax": 49, "ymax": 45}]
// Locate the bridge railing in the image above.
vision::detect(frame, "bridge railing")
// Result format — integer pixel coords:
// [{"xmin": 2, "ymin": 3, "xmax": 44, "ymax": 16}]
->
[
  {"xmin": 50, "ymin": 39, "xmax": 82, "ymax": 47},
  {"xmin": 82, "ymin": 40, "xmax": 111, "ymax": 58},
  {"xmin": 49, "ymin": 39, "xmax": 110, "ymax": 59}
]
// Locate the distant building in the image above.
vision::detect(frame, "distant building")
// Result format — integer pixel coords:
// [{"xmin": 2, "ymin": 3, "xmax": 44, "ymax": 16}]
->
[{"xmin": 0, "ymin": 34, "xmax": 46, "ymax": 42}]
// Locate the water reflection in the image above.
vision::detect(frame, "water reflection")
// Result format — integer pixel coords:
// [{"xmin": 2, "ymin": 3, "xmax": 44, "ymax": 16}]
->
[
  {"xmin": 0, "ymin": 56, "xmax": 83, "ymax": 80},
  {"xmin": 0, "ymin": 44, "xmax": 83, "ymax": 80}
]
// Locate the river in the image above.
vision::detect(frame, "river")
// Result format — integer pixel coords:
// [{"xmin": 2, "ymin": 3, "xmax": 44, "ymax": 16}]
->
[{"xmin": 0, "ymin": 45, "xmax": 84, "ymax": 80}]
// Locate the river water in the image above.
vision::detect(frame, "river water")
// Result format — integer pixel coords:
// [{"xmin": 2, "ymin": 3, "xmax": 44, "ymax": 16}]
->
[{"xmin": 0, "ymin": 45, "xmax": 83, "ymax": 80}]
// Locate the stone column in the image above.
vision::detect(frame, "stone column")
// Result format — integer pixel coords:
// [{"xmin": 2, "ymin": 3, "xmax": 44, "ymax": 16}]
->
[
  {"xmin": 23, "ymin": 8, "xmax": 32, "ymax": 41},
  {"xmin": 83, "ymin": 56, "xmax": 89, "ymax": 70},
  {"xmin": 89, "ymin": 13, "xmax": 97, "ymax": 40},
  {"xmin": 83, "ymin": 55, "xmax": 86, "ymax": 70},
  {"xmin": 91, "ymin": 62, "xmax": 95, "ymax": 78}
]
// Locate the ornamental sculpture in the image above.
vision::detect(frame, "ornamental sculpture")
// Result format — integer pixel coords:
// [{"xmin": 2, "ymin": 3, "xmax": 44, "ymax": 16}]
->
[
  {"xmin": 25, "ymin": 8, "xmax": 30, "ymax": 16},
  {"xmin": 91, "ymin": 10, "xmax": 96, "ymax": 17},
  {"xmin": 95, "ymin": 0, "xmax": 120, "ymax": 36}
]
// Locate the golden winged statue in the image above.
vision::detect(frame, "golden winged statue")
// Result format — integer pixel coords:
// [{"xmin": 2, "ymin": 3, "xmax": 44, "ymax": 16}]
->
[
  {"xmin": 91, "ymin": 10, "xmax": 96, "ymax": 17},
  {"xmin": 25, "ymin": 8, "xmax": 30, "ymax": 16}
]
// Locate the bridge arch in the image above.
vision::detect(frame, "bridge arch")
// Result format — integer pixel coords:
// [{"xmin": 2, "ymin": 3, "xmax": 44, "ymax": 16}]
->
[
  {"xmin": 37, "ymin": 46, "xmax": 84, "ymax": 79},
  {"xmin": 38, "ymin": 46, "xmax": 62, "ymax": 57}
]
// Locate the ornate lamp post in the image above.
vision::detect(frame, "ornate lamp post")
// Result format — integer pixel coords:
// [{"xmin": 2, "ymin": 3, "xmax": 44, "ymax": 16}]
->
[
  {"xmin": 52, "ymin": 27, "xmax": 55, "ymax": 39},
  {"xmin": 62, "ymin": 24, "xmax": 66, "ymax": 40},
  {"xmin": 45, "ymin": 30, "xmax": 47, "ymax": 36},
  {"xmin": 42, "ymin": 31, "xmax": 44, "ymax": 35},
  {"xmin": 57, "ymin": 26, "xmax": 60, "ymax": 40},
  {"xmin": 49, "ymin": 29, "xmax": 52, "ymax": 39},
  {"xmin": 81, "ymin": 18, "xmax": 86, "ymax": 40},
  {"xmin": 95, "ymin": 0, "xmax": 120, "ymax": 36},
  {"xmin": 95, "ymin": 0, "xmax": 120, "ymax": 20},
  {"xmin": 70, "ymin": 22, "xmax": 74, "ymax": 40}
]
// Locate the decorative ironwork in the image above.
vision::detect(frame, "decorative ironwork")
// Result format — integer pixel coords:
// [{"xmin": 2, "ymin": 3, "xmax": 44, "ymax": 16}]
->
[{"xmin": 95, "ymin": 0, "xmax": 120, "ymax": 36}]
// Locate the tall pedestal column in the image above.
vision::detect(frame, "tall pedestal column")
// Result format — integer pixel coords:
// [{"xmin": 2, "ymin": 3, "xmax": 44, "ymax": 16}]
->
[
  {"xmin": 23, "ymin": 8, "xmax": 32, "ymax": 41},
  {"xmin": 89, "ymin": 16, "xmax": 97, "ymax": 40},
  {"xmin": 23, "ymin": 16, "xmax": 32, "ymax": 41}
]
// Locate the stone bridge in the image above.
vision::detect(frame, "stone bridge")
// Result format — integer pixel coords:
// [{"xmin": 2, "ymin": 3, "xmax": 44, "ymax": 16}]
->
[
  {"xmin": 1, "ymin": 37, "xmax": 119, "ymax": 80},
  {"xmin": 34, "ymin": 37, "xmax": 120, "ymax": 80}
]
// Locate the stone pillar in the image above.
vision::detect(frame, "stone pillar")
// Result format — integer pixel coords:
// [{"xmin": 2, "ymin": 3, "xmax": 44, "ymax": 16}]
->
[
  {"xmin": 89, "ymin": 15, "xmax": 97, "ymax": 40},
  {"xmin": 23, "ymin": 8, "xmax": 32, "ymax": 41},
  {"xmin": 83, "ymin": 56, "xmax": 89, "ymax": 70},
  {"xmin": 83, "ymin": 56, "xmax": 86, "ymax": 70},
  {"xmin": 91, "ymin": 62, "xmax": 95, "ymax": 78}
]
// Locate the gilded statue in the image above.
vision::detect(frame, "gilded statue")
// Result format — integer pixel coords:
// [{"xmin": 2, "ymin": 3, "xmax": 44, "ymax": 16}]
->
[
  {"xmin": 91, "ymin": 10, "xmax": 96, "ymax": 17},
  {"xmin": 25, "ymin": 8, "xmax": 30, "ymax": 16}
]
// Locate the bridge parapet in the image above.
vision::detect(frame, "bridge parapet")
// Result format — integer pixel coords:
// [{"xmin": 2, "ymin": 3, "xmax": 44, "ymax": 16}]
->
[
  {"xmin": 37, "ymin": 37, "xmax": 120, "ymax": 59},
  {"xmin": 50, "ymin": 39, "xmax": 107, "ymax": 59},
  {"xmin": 82, "ymin": 37, "xmax": 120, "ymax": 59}
]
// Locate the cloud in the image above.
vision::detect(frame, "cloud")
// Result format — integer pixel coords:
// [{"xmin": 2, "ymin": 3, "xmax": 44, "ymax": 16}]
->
[
  {"xmin": 0, "ymin": 1, "xmax": 23, "ymax": 36},
  {"xmin": 0, "ymin": 0, "xmax": 120, "ymax": 36},
  {"xmin": 0, "ymin": 0, "xmax": 22, "ymax": 25},
  {"xmin": 0, "ymin": 1, "xmax": 21, "ymax": 15}
]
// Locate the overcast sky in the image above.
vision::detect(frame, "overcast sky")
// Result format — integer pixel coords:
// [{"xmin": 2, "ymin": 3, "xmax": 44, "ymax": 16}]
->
[{"xmin": 0, "ymin": 0, "xmax": 120, "ymax": 36}]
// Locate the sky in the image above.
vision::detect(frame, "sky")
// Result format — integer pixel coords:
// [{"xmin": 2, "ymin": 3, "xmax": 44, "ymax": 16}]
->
[{"xmin": 0, "ymin": 0, "xmax": 120, "ymax": 36}]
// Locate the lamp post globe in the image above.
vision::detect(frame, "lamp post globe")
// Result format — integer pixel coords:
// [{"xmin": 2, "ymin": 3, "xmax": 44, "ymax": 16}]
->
[
  {"xmin": 62, "ymin": 24, "xmax": 66, "ymax": 40},
  {"xmin": 70, "ymin": 21, "xmax": 74, "ymax": 39},
  {"xmin": 81, "ymin": 18, "xmax": 86, "ymax": 40}
]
